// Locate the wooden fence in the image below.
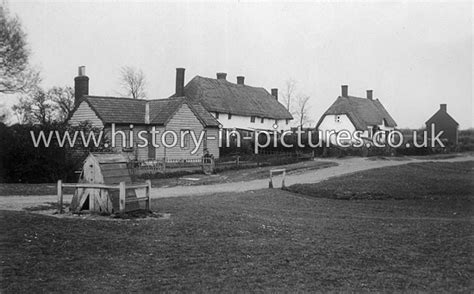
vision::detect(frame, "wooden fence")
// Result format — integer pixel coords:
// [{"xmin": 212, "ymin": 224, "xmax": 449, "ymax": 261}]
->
[{"xmin": 129, "ymin": 150, "xmax": 314, "ymax": 176}]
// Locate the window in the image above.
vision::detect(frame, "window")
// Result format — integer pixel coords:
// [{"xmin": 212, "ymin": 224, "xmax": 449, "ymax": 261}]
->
[
  {"xmin": 228, "ymin": 113, "xmax": 232, "ymax": 120},
  {"xmin": 261, "ymin": 117, "xmax": 265, "ymax": 123},
  {"xmin": 274, "ymin": 119, "xmax": 278, "ymax": 125},
  {"xmin": 250, "ymin": 116, "xmax": 255, "ymax": 123},
  {"xmin": 335, "ymin": 115, "xmax": 341, "ymax": 123},
  {"xmin": 215, "ymin": 112, "xmax": 219, "ymax": 119},
  {"xmin": 181, "ymin": 129, "xmax": 190, "ymax": 149},
  {"xmin": 286, "ymin": 119, "xmax": 289, "ymax": 125}
]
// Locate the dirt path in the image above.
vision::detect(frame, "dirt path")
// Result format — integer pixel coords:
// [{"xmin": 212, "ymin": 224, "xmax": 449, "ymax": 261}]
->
[{"xmin": 1, "ymin": 155, "xmax": 473, "ymax": 211}]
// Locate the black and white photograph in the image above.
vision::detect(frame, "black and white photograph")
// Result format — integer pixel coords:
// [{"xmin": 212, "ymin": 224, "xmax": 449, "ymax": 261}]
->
[{"xmin": 0, "ymin": 0, "xmax": 472, "ymax": 292}]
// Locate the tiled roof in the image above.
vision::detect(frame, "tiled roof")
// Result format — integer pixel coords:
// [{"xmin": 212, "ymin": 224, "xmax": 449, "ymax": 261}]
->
[
  {"xmin": 80, "ymin": 96, "xmax": 220, "ymax": 127},
  {"xmin": 425, "ymin": 109, "xmax": 459, "ymax": 126},
  {"xmin": 317, "ymin": 96, "xmax": 397, "ymax": 130},
  {"xmin": 178, "ymin": 76, "xmax": 293, "ymax": 120}
]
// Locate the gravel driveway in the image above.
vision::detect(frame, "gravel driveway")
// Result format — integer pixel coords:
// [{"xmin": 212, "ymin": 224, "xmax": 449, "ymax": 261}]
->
[{"xmin": 1, "ymin": 155, "xmax": 473, "ymax": 211}]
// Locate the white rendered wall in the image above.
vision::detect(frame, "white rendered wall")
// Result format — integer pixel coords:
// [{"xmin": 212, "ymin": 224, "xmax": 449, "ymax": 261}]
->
[{"xmin": 212, "ymin": 112, "xmax": 291, "ymax": 131}]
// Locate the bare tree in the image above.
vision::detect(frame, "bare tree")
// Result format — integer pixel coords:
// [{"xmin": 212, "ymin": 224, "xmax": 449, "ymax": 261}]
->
[
  {"xmin": 292, "ymin": 95, "xmax": 312, "ymax": 128},
  {"xmin": 12, "ymin": 89, "xmax": 54, "ymax": 124},
  {"xmin": 12, "ymin": 86, "xmax": 74, "ymax": 124},
  {"xmin": 48, "ymin": 86, "xmax": 74, "ymax": 122},
  {"xmin": 281, "ymin": 79, "xmax": 296, "ymax": 111},
  {"xmin": 0, "ymin": 3, "xmax": 40, "ymax": 94},
  {"xmin": 118, "ymin": 66, "xmax": 146, "ymax": 99}
]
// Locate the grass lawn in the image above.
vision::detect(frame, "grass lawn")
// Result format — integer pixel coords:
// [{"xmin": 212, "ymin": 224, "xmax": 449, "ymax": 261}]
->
[
  {"xmin": 1, "ymin": 161, "xmax": 473, "ymax": 292},
  {"xmin": 286, "ymin": 161, "xmax": 474, "ymax": 200}
]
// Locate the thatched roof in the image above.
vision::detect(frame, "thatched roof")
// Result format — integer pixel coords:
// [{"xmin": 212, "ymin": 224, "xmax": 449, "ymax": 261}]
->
[
  {"xmin": 179, "ymin": 76, "xmax": 293, "ymax": 120},
  {"xmin": 316, "ymin": 96, "xmax": 397, "ymax": 130},
  {"xmin": 78, "ymin": 96, "xmax": 220, "ymax": 127}
]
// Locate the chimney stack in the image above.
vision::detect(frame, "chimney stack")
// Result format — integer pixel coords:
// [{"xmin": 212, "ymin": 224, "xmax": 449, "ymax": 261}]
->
[
  {"xmin": 145, "ymin": 102, "xmax": 150, "ymax": 124},
  {"xmin": 271, "ymin": 88, "xmax": 278, "ymax": 100},
  {"xmin": 175, "ymin": 68, "xmax": 185, "ymax": 97},
  {"xmin": 74, "ymin": 66, "xmax": 89, "ymax": 107},
  {"xmin": 237, "ymin": 76, "xmax": 245, "ymax": 85},
  {"xmin": 341, "ymin": 85, "xmax": 348, "ymax": 97},
  {"xmin": 216, "ymin": 72, "xmax": 227, "ymax": 80},
  {"xmin": 366, "ymin": 90, "xmax": 373, "ymax": 100},
  {"xmin": 440, "ymin": 104, "xmax": 447, "ymax": 112}
]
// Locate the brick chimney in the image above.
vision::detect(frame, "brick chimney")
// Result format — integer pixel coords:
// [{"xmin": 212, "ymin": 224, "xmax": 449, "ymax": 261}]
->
[
  {"xmin": 341, "ymin": 85, "xmax": 348, "ymax": 97},
  {"xmin": 74, "ymin": 66, "xmax": 89, "ymax": 107},
  {"xmin": 366, "ymin": 90, "xmax": 373, "ymax": 100},
  {"xmin": 440, "ymin": 104, "xmax": 447, "ymax": 112},
  {"xmin": 271, "ymin": 88, "xmax": 278, "ymax": 100},
  {"xmin": 216, "ymin": 72, "xmax": 227, "ymax": 80},
  {"xmin": 175, "ymin": 68, "xmax": 185, "ymax": 97},
  {"xmin": 237, "ymin": 76, "xmax": 245, "ymax": 85}
]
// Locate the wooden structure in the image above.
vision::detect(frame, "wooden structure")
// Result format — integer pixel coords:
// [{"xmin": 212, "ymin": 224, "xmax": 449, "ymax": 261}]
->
[
  {"xmin": 269, "ymin": 169, "xmax": 286, "ymax": 189},
  {"xmin": 60, "ymin": 153, "xmax": 151, "ymax": 214}
]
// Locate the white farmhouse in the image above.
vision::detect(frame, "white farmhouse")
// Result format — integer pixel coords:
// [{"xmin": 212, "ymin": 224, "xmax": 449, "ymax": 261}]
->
[
  {"xmin": 172, "ymin": 69, "xmax": 293, "ymax": 134},
  {"xmin": 316, "ymin": 85, "xmax": 397, "ymax": 145}
]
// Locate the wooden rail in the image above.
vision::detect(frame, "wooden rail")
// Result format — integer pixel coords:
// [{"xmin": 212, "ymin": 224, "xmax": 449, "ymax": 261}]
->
[{"xmin": 57, "ymin": 180, "xmax": 152, "ymax": 214}]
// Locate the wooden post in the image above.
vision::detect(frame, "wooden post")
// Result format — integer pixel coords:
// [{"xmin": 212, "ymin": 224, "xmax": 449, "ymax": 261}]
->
[
  {"xmin": 57, "ymin": 180, "xmax": 63, "ymax": 214},
  {"xmin": 119, "ymin": 181, "xmax": 126, "ymax": 213},
  {"xmin": 146, "ymin": 180, "xmax": 151, "ymax": 211},
  {"xmin": 282, "ymin": 170, "xmax": 286, "ymax": 188}
]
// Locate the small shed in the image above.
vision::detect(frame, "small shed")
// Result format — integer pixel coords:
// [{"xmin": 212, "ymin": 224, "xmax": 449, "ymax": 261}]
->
[{"xmin": 70, "ymin": 153, "xmax": 140, "ymax": 213}]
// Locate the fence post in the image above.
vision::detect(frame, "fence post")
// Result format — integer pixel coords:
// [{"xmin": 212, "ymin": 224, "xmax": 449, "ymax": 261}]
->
[
  {"xmin": 57, "ymin": 180, "xmax": 63, "ymax": 214},
  {"xmin": 119, "ymin": 181, "xmax": 126, "ymax": 213},
  {"xmin": 146, "ymin": 179, "xmax": 151, "ymax": 211}
]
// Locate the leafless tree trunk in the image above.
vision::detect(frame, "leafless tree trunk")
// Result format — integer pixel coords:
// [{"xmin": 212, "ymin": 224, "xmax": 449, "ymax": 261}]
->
[
  {"xmin": 282, "ymin": 79, "xmax": 296, "ymax": 111},
  {"xmin": 119, "ymin": 66, "xmax": 147, "ymax": 99},
  {"xmin": 292, "ymin": 95, "xmax": 312, "ymax": 128}
]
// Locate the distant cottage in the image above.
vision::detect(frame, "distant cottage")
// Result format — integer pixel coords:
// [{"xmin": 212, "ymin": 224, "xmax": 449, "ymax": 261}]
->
[
  {"xmin": 171, "ymin": 68, "xmax": 293, "ymax": 133},
  {"xmin": 316, "ymin": 85, "xmax": 397, "ymax": 144},
  {"xmin": 68, "ymin": 66, "xmax": 220, "ymax": 161},
  {"xmin": 425, "ymin": 104, "xmax": 459, "ymax": 145}
]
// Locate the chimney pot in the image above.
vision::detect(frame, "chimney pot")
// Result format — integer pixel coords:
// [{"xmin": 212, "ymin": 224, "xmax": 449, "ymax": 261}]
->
[
  {"xmin": 366, "ymin": 90, "xmax": 373, "ymax": 100},
  {"xmin": 175, "ymin": 68, "xmax": 185, "ymax": 97},
  {"xmin": 341, "ymin": 85, "xmax": 348, "ymax": 97},
  {"xmin": 237, "ymin": 76, "xmax": 245, "ymax": 85},
  {"xmin": 216, "ymin": 72, "xmax": 227, "ymax": 80},
  {"xmin": 78, "ymin": 66, "xmax": 86, "ymax": 76},
  {"xmin": 271, "ymin": 88, "xmax": 278, "ymax": 100},
  {"xmin": 440, "ymin": 104, "xmax": 447, "ymax": 111},
  {"xmin": 74, "ymin": 66, "xmax": 89, "ymax": 107}
]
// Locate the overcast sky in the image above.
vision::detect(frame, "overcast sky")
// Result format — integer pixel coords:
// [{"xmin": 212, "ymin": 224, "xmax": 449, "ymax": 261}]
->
[{"xmin": 6, "ymin": 0, "xmax": 473, "ymax": 128}]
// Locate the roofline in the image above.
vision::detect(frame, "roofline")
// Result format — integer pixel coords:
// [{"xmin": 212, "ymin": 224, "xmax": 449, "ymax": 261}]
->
[
  {"xmin": 425, "ymin": 109, "xmax": 459, "ymax": 126},
  {"xmin": 66, "ymin": 98, "xmax": 106, "ymax": 125}
]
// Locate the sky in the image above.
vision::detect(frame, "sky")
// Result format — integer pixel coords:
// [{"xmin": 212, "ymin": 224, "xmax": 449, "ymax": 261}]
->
[{"xmin": 4, "ymin": 0, "xmax": 473, "ymax": 128}]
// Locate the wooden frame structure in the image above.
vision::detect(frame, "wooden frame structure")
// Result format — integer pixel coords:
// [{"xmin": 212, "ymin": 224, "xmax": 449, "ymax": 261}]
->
[
  {"xmin": 57, "ymin": 180, "xmax": 151, "ymax": 214},
  {"xmin": 269, "ymin": 168, "xmax": 286, "ymax": 189}
]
